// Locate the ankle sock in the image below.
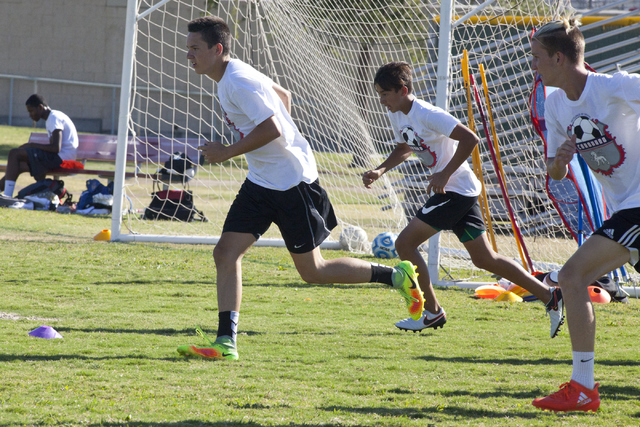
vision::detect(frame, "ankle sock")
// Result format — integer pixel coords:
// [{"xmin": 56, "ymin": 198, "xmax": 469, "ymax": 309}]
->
[
  {"xmin": 4, "ymin": 180, "xmax": 15, "ymax": 197},
  {"xmin": 571, "ymin": 351, "xmax": 595, "ymax": 389}
]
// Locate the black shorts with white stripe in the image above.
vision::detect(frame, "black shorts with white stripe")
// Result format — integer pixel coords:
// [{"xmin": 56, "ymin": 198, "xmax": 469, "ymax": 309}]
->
[{"xmin": 593, "ymin": 207, "xmax": 640, "ymax": 272}]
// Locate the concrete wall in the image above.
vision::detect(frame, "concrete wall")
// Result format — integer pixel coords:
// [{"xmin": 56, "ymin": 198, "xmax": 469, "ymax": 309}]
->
[{"xmin": 0, "ymin": 0, "xmax": 128, "ymax": 133}]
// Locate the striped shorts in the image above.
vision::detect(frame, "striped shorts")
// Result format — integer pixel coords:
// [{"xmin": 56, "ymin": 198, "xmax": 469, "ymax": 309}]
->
[{"xmin": 593, "ymin": 207, "xmax": 640, "ymax": 272}]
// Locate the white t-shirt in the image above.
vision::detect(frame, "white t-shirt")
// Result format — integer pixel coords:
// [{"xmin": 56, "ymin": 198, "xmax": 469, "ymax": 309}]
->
[
  {"xmin": 545, "ymin": 71, "xmax": 640, "ymax": 212},
  {"xmin": 216, "ymin": 58, "xmax": 318, "ymax": 191},
  {"xmin": 388, "ymin": 98, "xmax": 481, "ymax": 197},
  {"xmin": 46, "ymin": 110, "xmax": 78, "ymax": 160}
]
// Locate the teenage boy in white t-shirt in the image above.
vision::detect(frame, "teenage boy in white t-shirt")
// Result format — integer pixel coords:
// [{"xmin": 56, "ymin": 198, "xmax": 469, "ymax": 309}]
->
[
  {"xmin": 530, "ymin": 18, "xmax": 640, "ymax": 413},
  {"xmin": 363, "ymin": 62, "xmax": 562, "ymax": 335},
  {"xmin": 0, "ymin": 94, "xmax": 78, "ymax": 199},
  {"xmin": 177, "ymin": 16, "xmax": 426, "ymax": 361}
]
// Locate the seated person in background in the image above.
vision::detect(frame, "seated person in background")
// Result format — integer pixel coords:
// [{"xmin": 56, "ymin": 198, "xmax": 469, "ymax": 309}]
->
[{"xmin": 0, "ymin": 94, "xmax": 78, "ymax": 198}]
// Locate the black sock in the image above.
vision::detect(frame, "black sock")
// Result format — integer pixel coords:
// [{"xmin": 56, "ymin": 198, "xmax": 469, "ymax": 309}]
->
[
  {"xmin": 370, "ymin": 263, "xmax": 394, "ymax": 286},
  {"xmin": 217, "ymin": 311, "xmax": 238, "ymax": 342}
]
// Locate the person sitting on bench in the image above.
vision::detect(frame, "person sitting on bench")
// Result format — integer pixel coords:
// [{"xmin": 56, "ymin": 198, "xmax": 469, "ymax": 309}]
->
[{"xmin": 0, "ymin": 94, "xmax": 78, "ymax": 198}]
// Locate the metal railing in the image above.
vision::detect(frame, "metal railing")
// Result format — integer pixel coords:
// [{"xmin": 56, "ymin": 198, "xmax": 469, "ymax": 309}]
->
[{"xmin": 0, "ymin": 73, "xmax": 120, "ymax": 134}]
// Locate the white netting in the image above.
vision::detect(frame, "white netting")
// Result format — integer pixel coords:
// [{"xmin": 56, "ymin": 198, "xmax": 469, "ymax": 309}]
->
[{"xmin": 114, "ymin": 0, "xmax": 640, "ymax": 283}]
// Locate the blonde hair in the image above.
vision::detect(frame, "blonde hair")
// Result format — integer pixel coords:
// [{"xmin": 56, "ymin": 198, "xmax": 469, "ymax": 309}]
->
[{"xmin": 532, "ymin": 18, "xmax": 585, "ymax": 64}]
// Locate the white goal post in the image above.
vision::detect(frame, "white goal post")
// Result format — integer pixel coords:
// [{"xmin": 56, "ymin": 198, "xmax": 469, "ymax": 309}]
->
[{"xmin": 110, "ymin": 0, "xmax": 640, "ymax": 288}]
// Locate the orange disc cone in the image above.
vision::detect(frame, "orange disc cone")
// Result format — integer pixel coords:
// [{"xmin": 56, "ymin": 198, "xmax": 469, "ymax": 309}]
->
[
  {"xmin": 94, "ymin": 229, "xmax": 111, "ymax": 241},
  {"xmin": 588, "ymin": 286, "xmax": 611, "ymax": 304}
]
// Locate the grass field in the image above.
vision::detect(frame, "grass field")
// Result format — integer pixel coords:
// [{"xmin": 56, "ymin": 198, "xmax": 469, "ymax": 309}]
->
[
  {"xmin": 2, "ymin": 125, "xmax": 640, "ymax": 426},
  {"xmin": 2, "ymin": 203, "xmax": 640, "ymax": 426}
]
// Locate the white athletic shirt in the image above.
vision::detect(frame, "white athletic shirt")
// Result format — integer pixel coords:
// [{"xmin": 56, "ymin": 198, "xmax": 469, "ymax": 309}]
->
[
  {"xmin": 46, "ymin": 110, "xmax": 78, "ymax": 160},
  {"xmin": 388, "ymin": 98, "xmax": 481, "ymax": 197},
  {"xmin": 216, "ymin": 58, "xmax": 318, "ymax": 190},
  {"xmin": 545, "ymin": 71, "xmax": 640, "ymax": 212}
]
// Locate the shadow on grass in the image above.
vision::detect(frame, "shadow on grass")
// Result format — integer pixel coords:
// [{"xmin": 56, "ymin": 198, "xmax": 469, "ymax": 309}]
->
[
  {"xmin": 0, "ymin": 423, "xmax": 362, "ymax": 427},
  {"xmin": 0, "ymin": 353, "xmax": 185, "ymax": 362},
  {"xmin": 320, "ymin": 404, "xmax": 592, "ymax": 421},
  {"xmin": 51, "ymin": 326, "xmax": 264, "ymax": 337},
  {"xmin": 418, "ymin": 354, "xmax": 640, "ymax": 367}
]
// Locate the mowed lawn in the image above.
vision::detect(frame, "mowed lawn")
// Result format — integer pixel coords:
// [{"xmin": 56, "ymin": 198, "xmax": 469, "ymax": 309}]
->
[{"xmin": 1, "ymin": 125, "xmax": 640, "ymax": 426}]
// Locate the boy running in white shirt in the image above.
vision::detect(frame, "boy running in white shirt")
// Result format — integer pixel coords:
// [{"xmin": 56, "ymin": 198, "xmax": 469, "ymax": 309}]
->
[
  {"xmin": 363, "ymin": 61, "xmax": 563, "ymax": 336},
  {"xmin": 176, "ymin": 17, "xmax": 425, "ymax": 361},
  {"xmin": 530, "ymin": 18, "xmax": 640, "ymax": 413}
]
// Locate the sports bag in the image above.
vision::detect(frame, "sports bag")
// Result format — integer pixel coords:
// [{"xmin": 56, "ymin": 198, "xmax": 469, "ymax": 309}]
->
[
  {"xmin": 17, "ymin": 179, "xmax": 66, "ymax": 200},
  {"xmin": 158, "ymin": 152, "xmax": 197, "ymax": 184},
  {"xmin": 143, "ymin": 190, "xmax": 207, "ymax": 222},
  {"xmin": 76, "ymin": 179, "xmax": 114, "ymax": 210}
]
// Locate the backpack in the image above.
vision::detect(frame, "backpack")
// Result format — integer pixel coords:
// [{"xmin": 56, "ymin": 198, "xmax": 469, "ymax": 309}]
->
[
  {"xmin": 143, "ymin": 190, "xmax": 207, "ymax": 222},
  {"xmin": 76, "ymin": 179, "xmax": 114, "ymax": 210},
  {"xmin": 158, "ymin": 152, "xmax": 197, "ymax": 184},
  {"xmin": 17, "ymin": 179, "xmax": 66, "ymax": 200}
]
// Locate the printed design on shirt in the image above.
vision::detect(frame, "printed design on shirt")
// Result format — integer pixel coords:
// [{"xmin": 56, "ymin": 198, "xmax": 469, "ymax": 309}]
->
[
  {"xmin": 567, "ymin": 115, "xmax": 625, "ymax": 177},
  {"xmin": 223, "ymin": 111, "xmax": 244, "ymax": 141},
  {"xmin": 401, "ymin": 125, "xmax": 436, "ymax": 167}
]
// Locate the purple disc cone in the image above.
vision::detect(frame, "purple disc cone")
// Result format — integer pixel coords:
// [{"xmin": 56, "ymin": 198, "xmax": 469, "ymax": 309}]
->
[{"xmin": 29, "ymin": 325, "xmax": 63, "ymax": 339}]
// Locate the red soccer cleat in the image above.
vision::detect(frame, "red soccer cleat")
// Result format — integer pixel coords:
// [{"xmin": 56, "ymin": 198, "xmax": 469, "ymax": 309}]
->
[{"xmin": 532, "ymin": 380, "xmax": 600, "ymax": 412}]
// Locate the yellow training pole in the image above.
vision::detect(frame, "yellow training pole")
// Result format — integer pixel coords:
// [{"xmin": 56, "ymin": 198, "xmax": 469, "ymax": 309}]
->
[{"xmin": 462, "ymin": 51, "xmax": 497, "ymax": 252}]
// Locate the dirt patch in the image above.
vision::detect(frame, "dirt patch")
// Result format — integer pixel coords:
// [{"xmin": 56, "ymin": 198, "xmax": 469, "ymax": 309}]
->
[{"xmin": 0, "ymin": 312, "xmax": 61, "ymax": 321}]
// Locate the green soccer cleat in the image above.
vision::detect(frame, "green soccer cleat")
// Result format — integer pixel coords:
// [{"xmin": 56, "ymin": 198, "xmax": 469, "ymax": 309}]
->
[
  {"xmin": 177, "ymin": 327, "xmax": 238, "ymax": 360},
  {"xmin": 391, "ymin": 260, "xmax": 425, "ymax": 321}
]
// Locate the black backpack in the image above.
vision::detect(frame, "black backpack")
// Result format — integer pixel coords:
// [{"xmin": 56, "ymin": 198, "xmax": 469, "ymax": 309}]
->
[
  {"xmin": 158, "ymin": 152, "xmax": 197, "ymax": 185},
  {"xmin": 143, "ymin": 190, "xmax": 207, "ymax": 222},
  {"xmin": 17, "ymin": 179, "xmax": 66, "ymax": 200}
]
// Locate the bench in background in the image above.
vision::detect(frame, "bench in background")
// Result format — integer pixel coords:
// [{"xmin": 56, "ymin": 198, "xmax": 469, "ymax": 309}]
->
[{"xmin": 0, "ymin": 132, "xmax": 203, "ymax": 183}]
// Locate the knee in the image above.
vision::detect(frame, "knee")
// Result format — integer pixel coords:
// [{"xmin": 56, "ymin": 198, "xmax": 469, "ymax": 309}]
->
[
  {"xmin": 296, "ymin": 264, "xmax": 325, "ymax": 284},
  {"xmin": 213, "ymin": 242, "xmax": 239, "ymax": 267},
  {"xmin": 557, "ymin": 267, "xmax": 583, "ymax": 292},
  {"xmin": 470, "ymin": 251, "xmax": 496, "ymax": 271}
]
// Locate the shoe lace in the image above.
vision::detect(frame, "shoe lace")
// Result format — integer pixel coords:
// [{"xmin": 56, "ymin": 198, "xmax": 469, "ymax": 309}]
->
[
  {"xmin": 195, "ymin": 325, "xmax": 215, "ymax": 346},
  {"xmin": 549, "ymin": 382, "xmax": 573, "ymax": 399}
]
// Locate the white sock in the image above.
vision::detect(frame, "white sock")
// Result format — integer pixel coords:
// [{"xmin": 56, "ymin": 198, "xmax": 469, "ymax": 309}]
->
[
  {"xmin": 4, "ymin": 180, "xmax": 15, "ymax": 197},
  {"xmin": 571, "ymin": 351, "xmax": 595, "ymax": 389}
]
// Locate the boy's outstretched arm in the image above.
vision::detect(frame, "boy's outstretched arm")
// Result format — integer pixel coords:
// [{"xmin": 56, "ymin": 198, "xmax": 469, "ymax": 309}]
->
[{"xmin": 362, "ymin": 143, "xmax": 413, "ymax": 189}]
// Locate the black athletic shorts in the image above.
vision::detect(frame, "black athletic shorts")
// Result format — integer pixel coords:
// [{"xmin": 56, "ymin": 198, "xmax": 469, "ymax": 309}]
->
[
  {"xmin": 593, "ymin": 207, "xmax": 640, "ymax": 272},
  {"xmin": 25, "ymin": 148, "xmax": 62, "ymax": 178},
  {"xmin": 414, "ymin": 192, "xmax": 486, "ymax": 242},
  {"xmin": 223, "ymin": 178, "xmax": 337, "ymax": 254}
]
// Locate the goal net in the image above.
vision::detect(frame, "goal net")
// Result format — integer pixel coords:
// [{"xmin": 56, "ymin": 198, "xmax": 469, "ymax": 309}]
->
[{"xmin": 111, "ymin": 0, "xmax": 639, "ymax": 285}]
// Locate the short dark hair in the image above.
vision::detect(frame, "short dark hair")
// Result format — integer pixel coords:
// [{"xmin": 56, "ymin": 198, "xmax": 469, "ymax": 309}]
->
[
  {"xmin": 25, "ymin": 94, "xmax": 47, "ymax": 108},
  {"xmin": 374, "ymin": 62, "xmax": 413, "ymax": 94},
  {"xmin": 187, "ymin": 16, "xmax": 231, "ymax": 55},
  {"xmin": 532, "ymin": 18, "xmax": 584, "ymax": 64}
]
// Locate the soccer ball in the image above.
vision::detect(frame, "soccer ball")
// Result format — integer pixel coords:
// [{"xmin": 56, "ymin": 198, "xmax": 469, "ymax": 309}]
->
[
  {"xmin": 339, "ymin": 226, "xmax": 369, "ymax": 253},
  {"xmin": 371, "ymin": 231, "xmax": 398, "ymax": 259},
  {"xmin": 572, "ymin": 116, "xmax": 603, "ymax": 142}
]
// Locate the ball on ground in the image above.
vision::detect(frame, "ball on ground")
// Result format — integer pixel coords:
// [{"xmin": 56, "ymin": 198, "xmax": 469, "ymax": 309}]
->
[
  {"xmin": 371, "ymin": 231, "xmax": 398, "ymax": 259},
  {"xmin": 339, "ymin": 225, "xmax": 369, "ymax": 252}
]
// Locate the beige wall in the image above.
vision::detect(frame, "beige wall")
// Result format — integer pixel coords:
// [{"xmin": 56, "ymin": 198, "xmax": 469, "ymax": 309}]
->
[{"xmin": 0, "ymin": 0, "xmax": 128, "ymax": 133}]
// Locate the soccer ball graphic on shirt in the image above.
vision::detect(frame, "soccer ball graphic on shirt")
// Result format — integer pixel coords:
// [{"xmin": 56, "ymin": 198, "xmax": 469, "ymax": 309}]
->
[
  {"xmin": 371, "ymin": 232, "xmax": 398, "ymax": 259},
  {"xmin": 571, "ymin": 116, "xmax": 603, "ymax": 142}
]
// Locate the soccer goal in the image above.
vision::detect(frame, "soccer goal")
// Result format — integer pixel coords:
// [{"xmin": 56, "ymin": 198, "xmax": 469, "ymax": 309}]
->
[{"xmin": 110, "ymin": 0, "xmax": 639, "ymax": 286}]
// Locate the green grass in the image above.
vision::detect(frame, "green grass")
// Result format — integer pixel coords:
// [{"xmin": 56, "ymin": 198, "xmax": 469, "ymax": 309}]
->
[
  {"xmin": 2, "ymin": 207, "xmax": 640, "ymax": 426},
  {"xmin": 2, "ymin": 124, "xmax": 640, "ymax": 425}
]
